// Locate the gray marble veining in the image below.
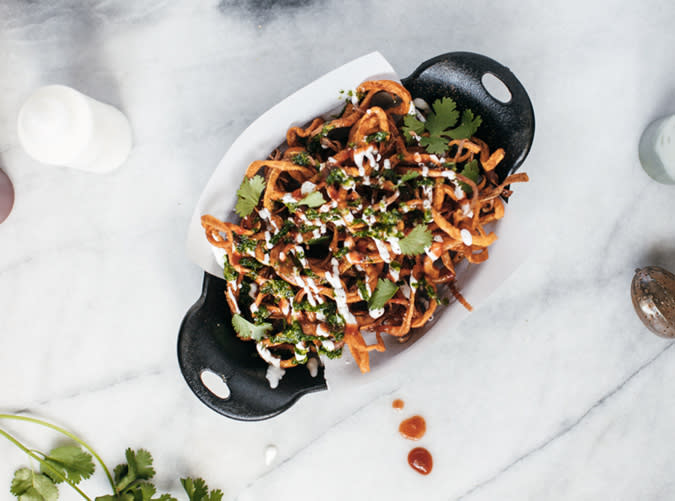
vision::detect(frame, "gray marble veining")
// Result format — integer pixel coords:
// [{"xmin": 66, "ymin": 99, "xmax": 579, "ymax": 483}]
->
[{"xmin": 2, "ymin": 1, "xmax": 675, "ymax": 500}]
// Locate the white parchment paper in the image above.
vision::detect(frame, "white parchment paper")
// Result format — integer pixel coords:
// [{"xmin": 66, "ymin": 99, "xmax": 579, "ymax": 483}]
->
[{"xmin": 186, "ymin": 51, "xmax": 533, "ymax": 389}]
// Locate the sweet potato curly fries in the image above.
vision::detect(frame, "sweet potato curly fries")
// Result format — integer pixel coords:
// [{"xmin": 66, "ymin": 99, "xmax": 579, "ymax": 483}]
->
[{"xmin": 202, "ymin": 80, "xmax": 528, "ymax": 377}]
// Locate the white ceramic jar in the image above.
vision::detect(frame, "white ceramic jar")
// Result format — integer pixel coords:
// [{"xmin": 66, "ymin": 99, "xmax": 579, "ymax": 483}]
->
[
  {"xmin": 17, "ymin": 85, "xmax": 132, "ymax": 173},
  {"xmin": 639, "ymin": 114, "xmax": 675, "ymax": 184}
]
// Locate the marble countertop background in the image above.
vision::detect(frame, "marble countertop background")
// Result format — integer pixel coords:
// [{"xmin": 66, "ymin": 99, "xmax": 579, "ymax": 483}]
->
[{"xmin": 2, "ymin": 1, "xmax": 675, "ymax": 499}]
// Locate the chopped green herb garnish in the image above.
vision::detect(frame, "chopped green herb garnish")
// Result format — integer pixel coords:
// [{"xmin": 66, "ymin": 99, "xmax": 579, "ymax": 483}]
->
[
  {"xmin": 365, "ymin": 131, "xmax": 389, "ymax": 143},
  {"xmin": 253, "ymin": 305, "xmax": 271, "ymax": 324},
  {"xmin": 235, "ymin": 175, "xmax": 265, "ymax": 218},
  {"xmin": 291, "ymin": 152, "xmax": 312, "ymax": 166},
  {"xmin": 239, "ymin": 257, "xmax": 263, "ymax": 272},
  {"xmin": 235, "ymin": 234, "xmax": 257, "ymax": 254},
  {"xmin": 357, "ymin": 281, "xmax": 371, "ymax": 301},
  {"xmin": 326, "ymin": 168, "xmax": 348, "ymax": 185},
  {"xmin": 334, "ymin": 247, "xmax": 349, "ymax": 258},
  {"xmin": 261, "ymin": 279, "xmax": 295, "ymax": 299},
  {"xmin": 270, "ymin": 220, "xmax": 296, "ymax": 245},
  {"xmin": 222, "ymin": 256, "xmax": 238, "ymax": 282}
]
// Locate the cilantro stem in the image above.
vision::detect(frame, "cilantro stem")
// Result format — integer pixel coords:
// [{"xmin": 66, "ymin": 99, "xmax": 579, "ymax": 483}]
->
[
  {"xmin": 0, "ymin": 427, "xmax": 92, "ymax": 501},
  {"xmin": 0, "ymin": 414, "xmax": 117, "ymax": 496}
]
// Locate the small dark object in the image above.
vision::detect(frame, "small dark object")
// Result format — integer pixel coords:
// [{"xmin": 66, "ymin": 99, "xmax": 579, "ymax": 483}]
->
[
  {"xmin": 0, "ymin": 169, "xmax": 14, "ymax": 224},
  {"xmin": 178, "ymin": 52, "xmax": 535, "ymax": 420},
  {"xmin": 631, "ymin": 266, "xmax": 675, "ymax": 338}
]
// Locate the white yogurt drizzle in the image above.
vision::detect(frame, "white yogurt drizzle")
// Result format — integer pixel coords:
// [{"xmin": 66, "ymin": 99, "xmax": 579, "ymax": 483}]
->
[
  {"xmin": 353, "ymin": 146, "xmax": 378, "ymax": 176},
  {"xmin": 265, "ymin": 365, "xmax": 285, "ymax": 389},
  {"xmin": 324, "ymin": 258, "xmax": 356, "ymax": 324},
  {"xmin": 301, "ymin": 181, "xmax": 316, "ymax": 195},
  {"xmin": 369, "ymin": 308, "xmax": 385, "ymax": 319},
  {"xmin": 307, "ymin": 358, "xmax": 319, "ymax": 377},
  {"xmin": 374, "ymin": 238, "xmax": 391, "ymax": 263},
  {"xmin": 227, "ymin": 285, "xmax": 240, "ymax": 314},
  {"xmin": 460, "ymin": 229, "xmax": 473, "ymax": 246}
]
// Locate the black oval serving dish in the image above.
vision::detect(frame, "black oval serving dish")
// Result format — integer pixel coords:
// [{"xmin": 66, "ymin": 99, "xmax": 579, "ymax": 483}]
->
[{"xmin": 177, "ymin": 51, "xmax": 535, "ymax": 421}]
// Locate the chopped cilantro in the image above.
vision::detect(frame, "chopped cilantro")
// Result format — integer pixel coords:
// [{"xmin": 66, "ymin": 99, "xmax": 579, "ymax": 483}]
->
[
  {"xmin": 326, "ymin": 168, "xmax": 348, "ymax": 185},
  {"xmin": 222, "ymin": 256, "xmax": 238, "ymax": 282},
  {"xmin": 232, "ymin": 313, "xmax": 272, "ymax": 341},
  {"xmin": 239, "ymin": 257, "xmax": 263, "ymax": 272},
  {"xmin": 253, "ymin": 305, "xmax": 271, "ymax": 324},
  {"xmin": 369, "ymin": 278, "xmax": 399, "ymax": 310},
  {"xmin": 261, "ymin": 279, "xmax": 295, "ymax": 299},
  {"xmin": 318, "ymin": 346, "xmax": 343, "ymax": 359},
  {"xmin": 270, "ymin": 220, "xmax": 296, "ymax": 245},
  {"xmin": 235, "ymin": 234, "xmax": 257, "ymax": 254},
  {"xmin": 398, "ymin": 224, "xmax": 433, "ymax": 255},
  {"xmin": 235, "ymin": 175, "xmax": 265, "ymax": 218},
  {"xmin": 357, "ymin": 281, "xmax": 371, "ymax": 301},
  {"xmin": 365, "ymin": 131, "xmax": 389, "ymax": 143},
  {"xmin": 334, "ymin": 247, "xmax": 349, "ymax": 258},
  {"xmin": 291, "ymin": 152, "xmax": 311, "ymax": 166}
]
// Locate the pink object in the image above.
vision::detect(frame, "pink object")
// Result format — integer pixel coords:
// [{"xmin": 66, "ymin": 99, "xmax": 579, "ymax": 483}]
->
[{"xmin": 0, "ymin": 169, "xmax": 15, "ymax": 223}]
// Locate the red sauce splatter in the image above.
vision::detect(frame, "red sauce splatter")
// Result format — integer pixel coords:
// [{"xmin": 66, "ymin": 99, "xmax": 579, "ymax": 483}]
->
[
  {"xmin": 408, "ymin": 447, "xmax": 433, "ymax": 475},
  {"xmin": 399, "ymin": 415, "xmax": 426, "ymax": 440},
  {"xmin": 392, "ymin": 399, "xmax": 405, "ymax": 410}
]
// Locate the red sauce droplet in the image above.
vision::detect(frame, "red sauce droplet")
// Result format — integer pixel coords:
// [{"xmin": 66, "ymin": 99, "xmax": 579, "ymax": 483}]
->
[
  {"xmin": 392, "ymin": 399, "xmax": 405, "ymax": 410},
  {"xmin": 408, "ymin": 447, "xmax": 433, "ymax": 475},
  {"xmin": 399, "ymin": 415, "xmax": 426, "ymax": 440}
]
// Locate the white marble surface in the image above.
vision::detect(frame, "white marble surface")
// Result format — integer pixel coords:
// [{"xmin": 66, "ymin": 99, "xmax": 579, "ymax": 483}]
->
[{"xmin": 2, "ymin": 1, "xmax": 675, "ymax": 500}]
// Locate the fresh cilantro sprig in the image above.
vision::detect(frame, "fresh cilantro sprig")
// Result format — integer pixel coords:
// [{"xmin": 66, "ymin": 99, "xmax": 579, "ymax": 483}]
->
[
  {"xmin": 181, "ymin": 478, "xmax": 223, "ymax": 501},
  {"xmin": 235, "ymin": 175, "xmax": 266, "ymax": 218},
  {"xmin": 368, "ymin": 279, "xmax": 399, "ymax": 310},
  {"xmin": 0, "ymin": 414, "xmax": 223, "ymax": 501},
  {"xmin": 402, "ymin": 97, "xmax": 482, "ymax": 155},
  {"xmin": 398, "ymin": 224, "xmax": 433, "ymax": 255},
  {"xmin": 232, "ymin": 313, "xmax": 273, "ymax": 341}
]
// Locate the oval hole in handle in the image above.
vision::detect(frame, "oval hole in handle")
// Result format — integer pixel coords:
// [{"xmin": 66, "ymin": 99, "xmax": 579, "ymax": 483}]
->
[
  {"xmin": 481, "ymin": 73, "xmax": 512, "ymax": 104},
  {"xmin": 200, "ymin": 369, "xmax": 231, "ymax": 399}
]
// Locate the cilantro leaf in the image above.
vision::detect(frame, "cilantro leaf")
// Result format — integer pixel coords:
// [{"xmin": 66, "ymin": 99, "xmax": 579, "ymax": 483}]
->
[
  {"xmin": 298, "ymin": 191, "xmax": 325, "ymax": 208},
  {"xmin": 419, "ymin": 135, "xmax": 450, "ymax": 155},
  {"xmin": 113, "ymin": 449, "xmax": 156, "ymax": 492},
  {"xmin": 235, "ymin": 175, "xmax": 265, "ymax": 218},
  {"xmin": 368, "ymin": 279, "xmax": 399, "ymax": 310},
  {"xmin": 398, "ymin": 225, "xmax": 433, "ymax": 255},
  {"xmin": 424, "ymin": 97, "xmax": 459, "ymax": 136},
  {"xmin": 40, "ymin": 445, "xmax": 95, "ymax": 485},
  {"xmin": 444, "ymin": 109, "xmax": 482, "ymax": 140},
  {"xmin": 181, "ymin": 478, "xmax": 224, "ymax": 501},
  {"xmin": 11, "ymin": 468, "xmax": 58, "ymax": 501},
  {"xmin": 457, "ymin": 160, "xmax": 480, "ymax": 195},
  {"xmin": 398, "ymin": 171, "xmax": 419, "ymax": 185},
  {"xmin": 402, "ymin": 115, "xmax": 425, "ymax": 142},
  {"xmin": 232, "ymin": 313, "xmax": 273, "ymax": 341},
  {"xmin": 407, "ymin": 96, "xmax": 481, "ymax": 155}
]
